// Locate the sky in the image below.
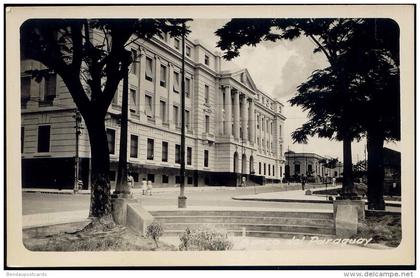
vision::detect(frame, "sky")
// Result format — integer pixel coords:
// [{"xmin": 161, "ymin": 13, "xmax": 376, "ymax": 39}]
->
[{"xmin": 188, "ymin": 19, "xmax": 400, "ymax": 162}]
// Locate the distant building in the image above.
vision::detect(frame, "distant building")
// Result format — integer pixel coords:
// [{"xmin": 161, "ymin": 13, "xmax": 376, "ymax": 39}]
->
[
  {"xmin": 284, "ymin": 151, "xmax": 343, "ymax": 182},
  {"xmin": 20, "ymin": 31, "xmax": 286, "ymax": 189}
]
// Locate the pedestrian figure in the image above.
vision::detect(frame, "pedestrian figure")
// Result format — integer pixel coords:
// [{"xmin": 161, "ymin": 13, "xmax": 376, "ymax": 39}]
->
[
  {"xmin": 241, "ymin": 176, "xmax": 247, "ymax": 187},
  {"xmin": 147, "ymin": 180, "xmax": 153, "ymax": 196},
  {"xmin": 141, "ymin": 178, "xmax": 147, "ymax": 195},
  {"xmin": 301, "ymin": 174, "xmax": 306, "ymax": 191},
  {"xmin": 332, "ymin": 177, "xmax": 336, "ymax": 187},
  {"xmin": 127, "ymin": 173, "xmax": 134, "ymax": 189}
]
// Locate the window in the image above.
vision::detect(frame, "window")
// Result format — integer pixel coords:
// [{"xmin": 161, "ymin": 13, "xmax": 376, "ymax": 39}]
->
[
  {"xmin": 162, "ymin": 175, "xmax": 169, "ymax": 183},
  {"xmin": 204, "ymin": 55, "xmax": 210, "ymax": 66},
  {"xmin": 160, "ymin": 100, "xmax": 166, "ymax": 122},
  {"xmin": 129, "ymin": 88, "xmax": 137, "ymax": 113},
  {"xmin": 145, "ymin": 95, "xmax": 153, "ymax": 117},
  {"xmin": 106, "ymin": 129, "xmax": 115, "ymax": 155},
  {"xmin": 132, "ymin": 173, "xmax": 139, "ymax": 182},
  {"xmin": 186, "ymin": 46, "xmax": 191, "ymax": 57},
  {"xmin": 162, "ymin": 141, "xmax": 168, "ymax": 162},
  {"xmin": 204, "ymin": 150, "xmax": 209, "ymax": 167},
  {"xmin": 187, "ymin": 147, "xmax": 192, "ymax": 165},
  {"xmin": 174, "ymin": 38, "xmax": 180, "ymax": 50},
  {"xmin": 147, "ymin": 138, "xmax": 154, "ymax": 160},
  {"xmin": 21, "ymin": 127, "xmax": 24, "ymax": 153},
  {"xmin": 145, "ymin": 57, "xmax": 153, "ymax": 81},
  {"xmin": 185, "ymin": 110, "xmax": 190, "ymax": 129},
  {"xmin": 204, "ymin": 85, "xmax": 209, "ymax": 104},
  {"xmin": 259, "ymin": 162, "xmax": 261, "ymax": 175},
  {"xmin": 187, "ymin": 176, "xmax": 193, "ymax": 184},
  {"xmin": 175, "ymin": 176, "xmax": 181, "ymax": 184},
  {"xmin": 280, "ymin": 166, "xmax": 283, "ymax": 177},
  {"xmin": 160, "ymin": 65, "xmax": 167, "ymax": 87},
  {"xmin": 279, "ymin": 124, "xmax": 282, "ymax": 137},
  {"xmin": 173, "ymin": 105, "xmax": 179, "ymax": 127},
  {"xmin": 175, "ymin": 144, "xmax": 181, "ymax": 164},
  {"xmin": 205, "ymin": 115, "xmax": 210, "ymax": 133},
  {"xmin": 40, "ymin": 74, "xmax": 56, "ymax": 106},
  {"xmin": 268, "ymin": 164, "xmax": 271, "ymax": 176},
  {"xmin": 294, "ymin": 164, "xmax": 300, "ymax": 175},
  {"xmin": 308, "ymin": 164, "xmax": 313, "ymax": 175},
  {"xmin": 21, "ymin": 76, "xmax": 31, "ymax": 107},
  {"xmin": 264, "ymin": 163, "xmax": 266, "ymax": 175},
  {"xmin": 185, "ymin": 78, "xmax": 190, "ymax": 98},
  {"xmin": 147, "ymin": 174, "xmax": 155, "ymax": 183},
  {"xmin": 173, "ymin": 71, "xmax": 180, "ymax": 93},
  {"xmin": 130, "ymin": 135, "xmax": 138, "ymax": 158},
  {"xmin": 273, "ymin": 165, "xmax": 275, "ymax": 176},
  {"xmin": 130, "ymin": 49, "xmax": 138, "ymax": 75},
  {"xmin": 256, "ymin": 115, "xmax": 260, "ymax": 129}
]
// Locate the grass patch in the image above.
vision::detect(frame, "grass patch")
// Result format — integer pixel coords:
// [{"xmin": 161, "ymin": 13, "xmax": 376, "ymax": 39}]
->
[
  {"xmin": 24, "ymin": 222, "xmax": 177, "ymax": 251},
  {"xmin": 355, "ymin": 214, "xmax": 401, "ymax": 248}
]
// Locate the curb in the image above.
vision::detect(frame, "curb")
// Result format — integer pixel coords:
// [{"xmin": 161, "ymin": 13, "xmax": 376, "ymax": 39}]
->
[
  {"xmin": 232, "ymin": 196, "xmax": 401, "ymax": 207},
  {"xmin": 232, "ymin": 197, "xmax": 333, "ymax": 204}
]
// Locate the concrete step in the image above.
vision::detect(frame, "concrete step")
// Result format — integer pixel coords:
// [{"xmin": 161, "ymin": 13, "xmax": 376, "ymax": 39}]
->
[
  {"xmin": 154, "ymin": 215, "xmax": 334, "ymax": 226},
  {"xmin": 150, "ymin": 210, "xmax": 333, "ymax": 220},
  {"xmin": 162, "ymin": 229, "xmax": 334, "ymax": 239},
  {"xmin": 160, "ymin": 223, "xmax": 335, "ymax": 235}
]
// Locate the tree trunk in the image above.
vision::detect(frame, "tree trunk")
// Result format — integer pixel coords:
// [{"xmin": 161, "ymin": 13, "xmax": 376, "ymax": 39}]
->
[
  {"xmin": 85, "ymin": 113, "xmax": 112, "ymax": 219},
  {"xmin": 367, "ymin": 131, "xmax": 386, "ymax": 210},
  {"xmin": 341, "ymin": 136, "xmax": 356, "ymax": 198}
]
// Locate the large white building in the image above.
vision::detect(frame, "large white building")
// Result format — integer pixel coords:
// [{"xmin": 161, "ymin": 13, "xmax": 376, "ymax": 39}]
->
[{"xmin": 21, "ymin": 31, "xmax": 286, "ymax": 189}]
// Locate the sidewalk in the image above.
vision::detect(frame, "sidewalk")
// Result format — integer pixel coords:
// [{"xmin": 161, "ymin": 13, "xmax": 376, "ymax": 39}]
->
[
  {"xmin": 22, "ymin": 185, "xmax": 243, "ymax": 195},
  {"xmin": 233, "ymin": 187, "xmax": 401, "ymax": 210}
]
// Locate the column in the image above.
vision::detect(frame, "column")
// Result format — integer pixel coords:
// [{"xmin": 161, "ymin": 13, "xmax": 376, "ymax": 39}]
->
[
  {"xmin": 233, "ymin": 90, "xmax": 240, "ymax": 140},
  {"xmin": 154, "ymin": 56, "xmax": 160, "ymax": 121},
  {"xmin": 248, "ymin": 99, "xmax": 255, "ymax": 144},
  {"xmin": 241, "ymin": 94, "xmax": 248, "ymax": 143},
  {"xmin": 167, "ymin": 63, "xmax": 174, "ymax": 129},
  {"xmin": 224, "ymin": 86, "xmax": 232, "ymax": 137},
  {"xmin": 218, "ymin": 84, "xmax": 224, "ymax": 135},
  {"xmin": 138, "ymin": 48, "xmax": 146, "ymax": 122},
  {"xmin": 261, "ymin": 115, "xmax": 265, "ymax": 151}
]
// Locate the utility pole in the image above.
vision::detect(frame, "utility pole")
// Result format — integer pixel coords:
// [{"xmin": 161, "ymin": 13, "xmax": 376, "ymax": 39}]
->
[
  {"xmin": 115, "ymin": 69, "xmax": 130, "ymax": 196},
  {"xmin": 73, "ymin": 110, "xmax": 82, "ymax": 193},
  {"xmin": 178, "ymin": 22, "xmax": 187, "ymax": 208}
]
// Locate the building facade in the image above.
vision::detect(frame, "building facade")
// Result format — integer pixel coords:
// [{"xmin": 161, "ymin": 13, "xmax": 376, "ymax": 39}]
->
[
  {"xmin": 284, "ymin": 151, "xmax": 343, "ymax": 183},
  {"xmin": 21, "ymin": 32, "xmax": 286, "ymax": 189}
]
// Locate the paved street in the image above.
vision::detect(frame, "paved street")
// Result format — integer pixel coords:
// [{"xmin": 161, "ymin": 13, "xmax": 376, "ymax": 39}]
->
[{"xmin": 22, "ymin": 185, "xmax": 333, "ymax": 215}]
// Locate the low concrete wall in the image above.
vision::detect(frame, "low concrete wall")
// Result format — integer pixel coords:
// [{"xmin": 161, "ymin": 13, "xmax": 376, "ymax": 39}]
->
[{"xmin": 126, "ymin": 203, "xmax": 154, "ymax": 236}]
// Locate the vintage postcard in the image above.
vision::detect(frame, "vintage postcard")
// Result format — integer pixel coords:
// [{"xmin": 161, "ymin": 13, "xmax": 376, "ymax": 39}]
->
[{"xmin": 5, "ymin": 4, "xmax": 415, "ymax": 268}]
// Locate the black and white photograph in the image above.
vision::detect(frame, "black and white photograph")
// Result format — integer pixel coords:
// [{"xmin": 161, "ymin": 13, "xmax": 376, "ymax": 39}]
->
[{"xmin": 5, "ymin": 4, "xmax": 415, "ymax": 269}]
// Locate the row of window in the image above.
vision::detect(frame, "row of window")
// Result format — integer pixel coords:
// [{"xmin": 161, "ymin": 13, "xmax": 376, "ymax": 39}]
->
[
  {"xmin": 109, "ymin": 171, "xmax": 211, "ymax": 186},
  {"xmin": 106, "ymin": 129, "xmax": 209, "ymax": 167},
  {"xmin": 258, "ymin": 162, "xmax": 277, "ymax": 177},
  {"xmin": 156, "ymin": 33, "xmax": 211, "ymax": 67}
]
